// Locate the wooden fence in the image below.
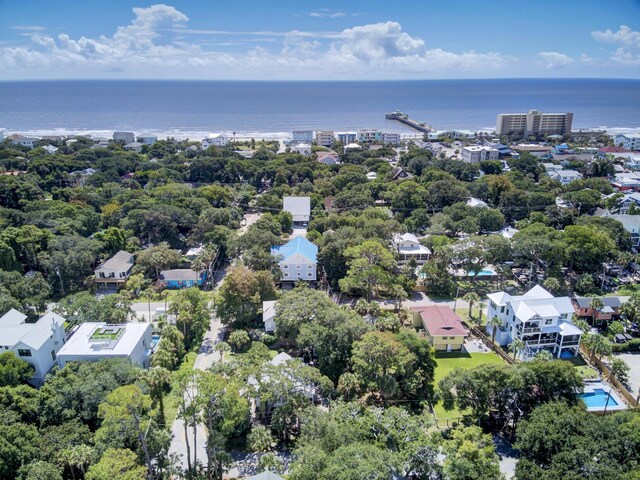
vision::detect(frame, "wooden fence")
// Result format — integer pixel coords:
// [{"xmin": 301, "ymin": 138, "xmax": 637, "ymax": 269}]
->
[
  {"xmin": 580, "ymin": 344, "xmax": 639, "ymax": 408},
  {"xmin": 465, "ymin": 322, "xmax": 515, "ymax": 365}
]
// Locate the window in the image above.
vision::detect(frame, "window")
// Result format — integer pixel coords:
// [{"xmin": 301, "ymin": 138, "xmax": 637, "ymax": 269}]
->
[
  {"xmin": 500, "ymin": 306, "xmax": 505, "ymax": 313},
  {"xmin": 283, "ymin": 265, "xmax": 288, "ymax": 269},
  {"xmin": 307, "ymin": 273, "xmax": 312, "ymax": 277},
  {"xmin": 296, "ymin": 265, "xmax": 301, "ymax": 269},
  {"xmin": 283, "ymin": 273, "xmax": 289, "ymax": 278},
  {"xmin": 50, "ymin": 350, "xmax": 56, "ymax": 361},
  {"xmin": 545, "ymin": 319, "xmax": 553, "ymax": 325},
  {"xmin": 18, "ymin": 349, "xmax": 31, "ymax": 357}
]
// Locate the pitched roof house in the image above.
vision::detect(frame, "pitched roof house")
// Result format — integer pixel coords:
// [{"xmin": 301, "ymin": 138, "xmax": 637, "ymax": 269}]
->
[
  {"xmin": 94, "ymin": 250, "xmax": 134, "ymax": 286},
  {"xmin": 283, "ymin": 196, "xmax": 311, "ymax": 224},
  {"xmin": 393, "ymin": 233, "xmax": 431, "ymax": 265},
  {"xmin": 271, "ymin": 237, "xmax": 317, "ymax": 282},
  {"xmin": 0, "ymin": 309, "xmax": 66, "ymax": 385},
  {"xmin": 413, "ymin": 305, "xmax": 467, "ymax": 351}
]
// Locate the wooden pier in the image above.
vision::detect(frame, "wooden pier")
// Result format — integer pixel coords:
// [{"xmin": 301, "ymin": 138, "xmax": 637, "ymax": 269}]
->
[{"xmin": 385, "ymin": 111, "xmax": 434, "ymax": 133}]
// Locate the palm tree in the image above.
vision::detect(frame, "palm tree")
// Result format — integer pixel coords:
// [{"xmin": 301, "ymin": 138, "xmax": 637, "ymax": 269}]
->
[
  {"xmin": 390, "ymin": 284, "xmax": 408, "ymax": 312},
  {"xmin": 142, "ymin": 366, "xmax": 171, "ymax": 423},
  {"xmin": 463, "ymin": 292, "xmax": 480, "ymax": 320},
  {"xmin": 477, "ymin": 301, "xmax": 486, "ymax": 325},
  {"xmin": 488, "ymin": 315, "xmax": 503, "ymax": 346},
  {"xmin": 589, "ymin": 334, "xmax": 612, "ymax": 364},
  {"xmin": 589, "ymin": 297, "xmax": 605, "ymax": 325},
  {"xmin": 248, "ymin": 425, "xmax": 274, "ymax": 453},
  {"xmin": 535, "ymin": 350, "xmax": 554, "ymax": 362},
  {"xmin": 61, "ymin": 444, "xmax": 94, "ymax": 480},
  {"xmin": 510, "ymin": 338, "xmax": 526, "ymax": 361},
  {"xmin": 214, "ymin": 341, "xmax": 230, "ymax": 362},
  {"xmin": 542, "ymin": 277, "xmax": 561, "ymax": 295},
  {"xmin": 354, "ymin": 299, "xmax": 370, "ymax": 316}
]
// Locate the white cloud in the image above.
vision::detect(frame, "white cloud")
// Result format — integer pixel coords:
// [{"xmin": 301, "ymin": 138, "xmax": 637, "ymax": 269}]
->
[
  {"xmin": 611, "ymin": 48, "xmax": 640, "ymax": 66},
  {"xmin": 537, "ymin": 51, "xmax": 574, "ymax": 69},
  {"xmin": 309, "ymin": 10, "xmax": 346, "ymax": 18},
  {"xmin": 592, "ymin": 25, "xmax": 640, "ymax": 48},
  {"xmin": 0, "ymin": 5, "xmax": 511, "ymax": 79},
  {"xmin": 10, "ymin": 25, "xmax": 46, "ymax": 31}
]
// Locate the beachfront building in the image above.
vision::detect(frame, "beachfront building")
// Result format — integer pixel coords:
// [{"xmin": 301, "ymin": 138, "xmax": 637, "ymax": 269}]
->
[
  {"xmin": 57, "ymin": 323, "xmax": 152, "ymax": 369},
  {"xmin": 382, "ymin": 132, "xmax": 401, "ymax": 146},
  {"xmin": 42, "ymin": 145, "xmax": 59, "ymax": 154},
  {"xmin": 615, "ymin": 133, "xmax": 640, "ymax": 151},
  {"xmin": 94, "ymin": 250, "xmax": 134, "ymax": 287},
  {"xmin": 358, "ymin": 129, "xmax": 382, "ymax": 143},
  {"xmin": 292, "ymin": 130, "xmax": 314, "ymax": 145},
  {"xmin": 271, "ymin": 236, "xmax": 317, "ymax": 282},
  {"xmin": 496, "ymin": 110, "xmax": 573, "ymax": 136},
  {"xmin": 283, "ymin": 196, "xmax": 311, "ymax": 224},
  {"xmin": 137, "ymin": 135, "xmax": 158, "ymax": 145},
  {"xmin": 315, "ymin": 130, "xmax": 334, "ymax": 147},
  {"xmin": 159, "ymin": 269, "xmax": 206, "ymax": 289},
  {"xmin": 113, "ymin": 132, "xmax": 136, "ymax": 144},
  {"xmin": 548, "ymin": 169, "xmax": 583, "ymax": 185},
  {"xmin": 486, "ymin": 285, "xmax": 582, "ymax": 360},
  {"xmin": 10, "ymin": 135, "xmax": 40, "ymax": 148},
  {"xmin": 202, "ymin": 134, "xmax": 228, "ymax": 149},
  {"xmin": 336, "ymin": 132, "xmax": 357, "ymax": 144},
  {"xmin": 461, "ymin": 146, "xmax": 499, "ymax": 164},
  {"xmin": 263, "ymin": 300, "xmax": 277, "ymax": 333},
  {"xmin": 412, "ymin": 305, "xmax": 467, "ymax": 351},
  {"xmin": 0, "ymin": 309, "xmax": 66, "ymax": 385},
  {"xmin": 393, "ymin": 233, "xmax": 431, "ymax": 265}
]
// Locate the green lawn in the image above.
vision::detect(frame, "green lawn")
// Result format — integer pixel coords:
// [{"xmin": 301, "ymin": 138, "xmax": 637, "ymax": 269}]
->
[
  {"xmin": 432, "ymin": 351, "xmax": 505, "ymax": 421},
  {"xmin": 562, "ymin": 355, "xmax": 600, "ymax": 380}
]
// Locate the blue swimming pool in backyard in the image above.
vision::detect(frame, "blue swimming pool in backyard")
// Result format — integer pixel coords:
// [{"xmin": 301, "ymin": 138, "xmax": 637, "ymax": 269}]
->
[
  {"xmin": 580, "ymin": 388, "xmax": 619, "ymax": 408},
  {"xmin": 468, "ymin": 269, "xmax": 496, "ymax": 277}
]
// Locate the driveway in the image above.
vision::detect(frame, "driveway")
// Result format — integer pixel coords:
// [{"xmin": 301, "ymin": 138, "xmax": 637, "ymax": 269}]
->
[
  {"xmin": 239, "ymin": 212, "xmax": 261, "ymax": 235},
  {"xmin": 168, "ymin": 268, "xmax": 227, "ymax": 471},
  {"xmin": 614, "ymin": 352, "xmax": 640, "ymax": 395}
]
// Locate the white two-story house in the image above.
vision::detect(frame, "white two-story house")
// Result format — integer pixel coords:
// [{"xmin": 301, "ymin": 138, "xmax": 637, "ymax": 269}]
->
[
  {"xmin": 486, "ymin": 285, "xmax": 582, "ymax": 360},
  {"xmin": 271, "ymin": 236, "xmax": 317, "ymax": 282},
  {"xmin": 0, "ymin": 309, "xmax": 67, "ymax": 385},
  {"xmin": 94, "ymin": 251, "xmax": 134, "ymax": 287},
  {"xmin": 393, "ymin": 233, "xmax": 431, "ymax": 265}
]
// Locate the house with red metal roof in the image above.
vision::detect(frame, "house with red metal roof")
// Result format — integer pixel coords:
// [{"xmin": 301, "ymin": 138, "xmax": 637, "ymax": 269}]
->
[{"xmin": 412, "ymin": 305, "xmax": 467, "ymax": 352}]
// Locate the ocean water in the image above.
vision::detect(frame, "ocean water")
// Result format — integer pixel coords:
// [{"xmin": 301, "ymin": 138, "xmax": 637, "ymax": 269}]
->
[{"xmin": 0, "ymin": 79, "xmax": 639, "ymax": 139}]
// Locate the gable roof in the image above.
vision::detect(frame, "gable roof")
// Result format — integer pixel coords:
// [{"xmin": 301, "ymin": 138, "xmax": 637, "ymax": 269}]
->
[
  {"xmin": 414, "ymin": 306, "xmax": 467, "ymax": 337},
  {"xmin": 0, "ymin": 309, "xmax": 65, "ymax": 349},
  {"xmin": 573, "ymin": 297, "xmax": 622, "ymax": 309},
  {"xmin": 263, "ymin": 300, "xmax": 277, "ymax": 322},
  {"xmin": 159, "ymin": 269, "xmax": 201, "ymax": 281},
  {"xmin": 271, "ymin": 236, "xmax": 317, "ymax": 263}
]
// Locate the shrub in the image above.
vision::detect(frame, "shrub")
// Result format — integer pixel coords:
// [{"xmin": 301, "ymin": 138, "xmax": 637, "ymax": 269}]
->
[{"xmin": 228, "ymin": 330, "xmax": 251, "ymax": 353}]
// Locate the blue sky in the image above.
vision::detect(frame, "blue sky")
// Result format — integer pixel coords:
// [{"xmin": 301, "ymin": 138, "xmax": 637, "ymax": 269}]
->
[{"xmin": 1, "ymin": 0, "xmax": 639, "ymax": 80}]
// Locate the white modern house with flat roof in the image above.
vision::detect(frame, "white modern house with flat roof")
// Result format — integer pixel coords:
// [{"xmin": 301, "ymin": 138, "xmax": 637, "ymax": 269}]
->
[
  {"xmin": 461, "ymin": 146, "xmax": 499, "ymax": 163},
  {"xmin": 57, "ymin": 323, "xmax": 152, "ymax": 369},
  {"xmin": 94, "ymin": 251, "xmax": 134, "ymax": 287},
  {"xmin": 0, "ymin": 309, "xmax": 66, "ymax": 385},
  {"xmin": 393, "ymin": 233, "xmax": 431, "ymax": 265},
  {"xmin": 283, "ymin": 196, "xmax": 311, "ymax": 224},
  {"xmin": 113, "ymin": 132, "xmax": 136, "ymax": 144},
  {"xmin": 486, "ymin": 285, "xmax": 582, "ymax": 360},
  {"xmin": 137, "ymin": 135, "xmax": 158, "ymax": 145}
]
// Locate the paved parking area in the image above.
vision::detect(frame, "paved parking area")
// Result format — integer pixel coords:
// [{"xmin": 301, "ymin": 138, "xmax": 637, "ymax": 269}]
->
[{"xmin": 615, "ymin": 352, "xmax": 640, "ymax": 395}]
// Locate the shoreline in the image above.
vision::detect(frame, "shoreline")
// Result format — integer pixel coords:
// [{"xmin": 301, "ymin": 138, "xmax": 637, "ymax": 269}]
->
[{"xmin": 3, "ymin": 125, "xmax": 640, "ymax": 142}]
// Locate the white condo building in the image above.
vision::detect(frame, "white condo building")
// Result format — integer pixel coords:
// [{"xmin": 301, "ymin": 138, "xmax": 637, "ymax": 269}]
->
[
  {"xmin": 486, "ymin": 285, "xmax": 582, "ymax": 360},
  {"xmin": 0, "ymin": 309, "xmax": 66, "ymax": 385},
  {"xmin": 57, "ymin": 322, "xmax": 153, "ymax": 369},
  {"xmin": 358, "ymin": 129, "xmax": 382, "ymax": 143},
  {"xmin": 382, "ymin": 132, "xmax": 401, "ymax": 146},
  {"xmin": 461, "ymin": 146, "xmax": 499, "ymax": 163},
  {"xmin": 496, "ymin": 110, "xmax": 573, "ymax": 136}
]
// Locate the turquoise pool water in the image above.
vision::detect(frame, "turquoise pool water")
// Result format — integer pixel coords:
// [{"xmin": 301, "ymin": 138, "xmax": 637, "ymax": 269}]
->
[
  {"xmin": 468, "ymin": 269, "xmax": 496, "ymax": 277},
  {"xmin": 580, "ymin": 388, "xmax": 619, "ymax": 408},
  {"xmin": 151, "ymin": 335, "xmax": 161, "ymax": 349}
]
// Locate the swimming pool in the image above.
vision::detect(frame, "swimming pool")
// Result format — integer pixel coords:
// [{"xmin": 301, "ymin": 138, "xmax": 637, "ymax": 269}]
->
[
  {"xmin": 580, "ymin": 383, "xmax": 626, "ymax": 411},
  {"xmin": 468, "ymin": 268, "xmax": 496, "ymax": 277},
  {"xmin": 581, "ymin": 388, "xmax": 618, "ymax": 408},
  {"xmin": 151, "ymin": 334, "xmax": 161, "ymax": 350}
]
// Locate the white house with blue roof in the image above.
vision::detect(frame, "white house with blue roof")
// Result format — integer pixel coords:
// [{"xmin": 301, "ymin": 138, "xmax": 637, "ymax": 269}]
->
[{"xmin": 271, "ymin": 236, "xmax": 317, "ymax": 282}]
